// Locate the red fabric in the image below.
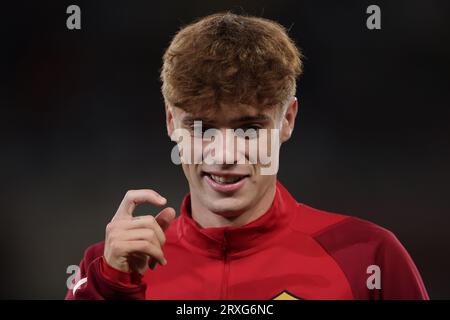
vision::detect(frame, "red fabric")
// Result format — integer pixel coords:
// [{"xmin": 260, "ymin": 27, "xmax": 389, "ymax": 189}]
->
[
  {"xmin": 66, "ymin": 181, "xmax": 428, "ymax": 300},
  {"xmin": 100, "ymin": 256, "xmax": 143, "ymax": 288},
  {"xmin": 65, "ymin": 253, "xmax": 146, "ymax": 300}
]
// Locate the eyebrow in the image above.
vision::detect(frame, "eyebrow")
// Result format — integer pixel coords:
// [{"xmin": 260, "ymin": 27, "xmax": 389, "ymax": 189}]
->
[{"xmin": 230, "ymin": 114, "xmax": 271, "ymax": 123}]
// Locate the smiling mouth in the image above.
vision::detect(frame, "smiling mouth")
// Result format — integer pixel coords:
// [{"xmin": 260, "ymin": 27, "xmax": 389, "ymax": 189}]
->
[{"xmin": 203, "ymin": 173, "xmax": 249, "ymax": 185}]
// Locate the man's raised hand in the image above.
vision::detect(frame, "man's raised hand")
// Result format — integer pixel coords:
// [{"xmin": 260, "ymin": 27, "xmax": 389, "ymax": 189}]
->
[{"xmin": 104, "ymin": 189, "xmax": 176, "ymax": 275}]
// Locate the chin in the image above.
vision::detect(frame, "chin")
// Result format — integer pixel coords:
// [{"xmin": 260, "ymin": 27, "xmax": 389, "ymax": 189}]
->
[{"xmin": 204, "ymin": 197, "xmax": 248, "ymax": 217}]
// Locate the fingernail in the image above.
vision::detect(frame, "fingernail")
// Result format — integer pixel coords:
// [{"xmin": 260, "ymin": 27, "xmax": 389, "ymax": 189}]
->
[{"xmin": 162, "ymin": 258, "xmax": 167, "ymax": 265}]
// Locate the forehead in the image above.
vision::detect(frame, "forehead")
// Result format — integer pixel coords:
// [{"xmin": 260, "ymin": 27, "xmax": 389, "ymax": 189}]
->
[{"xmin": 175, "ymin": 103, "xmax": 279, "ymax": 124}]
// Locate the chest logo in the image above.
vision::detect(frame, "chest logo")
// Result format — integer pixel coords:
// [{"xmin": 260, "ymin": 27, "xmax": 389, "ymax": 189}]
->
[{"xmin": 272, "ymin": 290, "xmax": 300, "ymax": 300}]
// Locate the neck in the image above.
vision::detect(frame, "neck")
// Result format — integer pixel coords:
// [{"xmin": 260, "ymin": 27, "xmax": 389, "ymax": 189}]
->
[{"xmin": 190, "ymin": 182, "xmax": 277, "ymax": 228}]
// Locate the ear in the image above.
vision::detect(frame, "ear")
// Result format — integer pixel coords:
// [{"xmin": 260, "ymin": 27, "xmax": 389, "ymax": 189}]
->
[
  {"xmin": 280, "ymin": 97, "xmax": 298, "ymax": 143},
  {"xmin": 165, "ymin": 104, "xmax": 175, "ymax": 139}
]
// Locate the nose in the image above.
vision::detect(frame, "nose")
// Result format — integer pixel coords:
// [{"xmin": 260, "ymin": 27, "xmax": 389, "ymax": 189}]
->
[{"xmin": 203, "ymin": 128, "xmax": 242, "ymax": 165}]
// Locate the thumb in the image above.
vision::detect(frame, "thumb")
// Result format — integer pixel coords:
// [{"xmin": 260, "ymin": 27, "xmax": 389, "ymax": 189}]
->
[{"xmin": 155, "ymin": 207, "xmax": 176, "ymax": 231}]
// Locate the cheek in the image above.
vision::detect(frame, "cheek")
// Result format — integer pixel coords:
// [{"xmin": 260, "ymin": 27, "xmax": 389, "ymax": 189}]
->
[
  {"xmin": 251, "ymin": 130, "xmax": 280, "ymax": 166},
  {"xmin": 193, "ymin": 137, "xmax": 204, "ymax": 164},
  {"xmin": 181, "ymin": 164, "xmax": 189, "ymax": 180},
  {"xmin": 236, "ymin": 138, "xmax": 256, "ymax": 163},
  {"xmin": 190, "ymin": 165, "xmax": 205, "ymax": 187},
  {"xmin": 251, "ymin": 174, "xmax": 274, "ymax": 192},
  {"xmin": 181, "ymin": 164, "xmax": 197, "ymax": 182}
]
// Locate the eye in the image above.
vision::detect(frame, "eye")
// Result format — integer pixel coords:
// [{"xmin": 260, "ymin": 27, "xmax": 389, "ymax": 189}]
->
[
  {"xmin": 190, "ymin": 123, "xmax": 213, "ymax": 138},
  {"xmin": 243, "ymin": 124, "xmax": 263, "ymax": 131}
]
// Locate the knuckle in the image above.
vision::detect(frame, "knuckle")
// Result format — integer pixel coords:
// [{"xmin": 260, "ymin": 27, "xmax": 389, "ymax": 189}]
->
[
  {"xmin": 139, "ymin": 241, "xmax": 151, "ymax": 253},
  {"xmin": 108, "ymin": 231, "xmax": 117, "ymax": 242},
  {"xmin": 124, "ymin": 189, "xmax": 136, "ymax": 200},
  {"xmin": 147, "ymin": 229, "xmax": 155, "ymax": 240},
  {"xmin": 109, "ymin": 241, "xmax": 119, "ymax": 252},
  {"xmin": 144, "ymin": 239, "xmax": 153, "ymax": 249},
  {"xmin": 149, "ymin": 189, "xmax": 163, "ymax": 200},
  {"xmin": 106, "ymin": 222, "xmax": 114, "ymax": 234},
  {"xmin": 146, "ymin": 215, "xmax": 156, "ymax": 226}
]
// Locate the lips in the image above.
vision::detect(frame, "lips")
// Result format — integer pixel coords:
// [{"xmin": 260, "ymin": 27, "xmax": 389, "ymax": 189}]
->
[
  {"xmin": 202, "ymin": 171, "xmax": 249, "ymax": 193},
  {"xmin": 209, "ymin": 174, "xmax": 244, "ymax": 184}
]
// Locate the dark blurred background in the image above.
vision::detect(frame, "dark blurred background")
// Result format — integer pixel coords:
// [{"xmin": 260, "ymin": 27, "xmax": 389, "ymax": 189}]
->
[{"xmin": 1, "ymin": 0, "xmax": 449, "ymax": 299}]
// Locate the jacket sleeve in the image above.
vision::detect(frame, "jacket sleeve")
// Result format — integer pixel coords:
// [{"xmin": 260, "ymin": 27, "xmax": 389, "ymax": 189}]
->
[
  {"xmin": 313, "ymin": 217, "xmax": 429, "ymax": 300},
  {"xmin": 375, "ymin": 230, "xmax": 429, "ymax": 300},
  {"xmin": 65, "ymin": 242, "xmax": 147, "ymax": 300}
]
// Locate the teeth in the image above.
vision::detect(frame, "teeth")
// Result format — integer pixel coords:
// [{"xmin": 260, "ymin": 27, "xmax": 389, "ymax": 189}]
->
[{"xmin": 210, "ymin": 174, "xmax": 243, "ymax": 184}]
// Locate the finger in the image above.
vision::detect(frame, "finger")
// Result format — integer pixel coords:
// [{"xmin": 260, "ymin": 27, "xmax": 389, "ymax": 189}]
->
[
  {"xmin": 113, "ymin": 189, "xmax": 167, "ymax": 221},
  {"xmin": 123, "ymin": 240, "xmax": 167, "ymax": 266},
  {"xmin": 109, "ymin": 216, "xmax": 167, "ymax": 245},
  {"xmin": 119, "ymin": 227, "xmax": 165, "ymax": 247},
  {"xmin": 131, "ymin": 216, "xmax": 166, "ymax": 245},
  {"xmin": 155, "ymin": 207, "xmax": 176, "ymax": 231}
]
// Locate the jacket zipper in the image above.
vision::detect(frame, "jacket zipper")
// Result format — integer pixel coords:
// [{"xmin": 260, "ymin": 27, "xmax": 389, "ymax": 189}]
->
[{"xmin": 220, "ymin": 233, "xmax": 230, "ymax": 299}]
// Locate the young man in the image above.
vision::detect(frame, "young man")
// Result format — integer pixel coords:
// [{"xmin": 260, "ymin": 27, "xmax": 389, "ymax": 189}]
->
[{"xmin": 66, "ymin": 13, "xmax": 428, "ymax": 300}]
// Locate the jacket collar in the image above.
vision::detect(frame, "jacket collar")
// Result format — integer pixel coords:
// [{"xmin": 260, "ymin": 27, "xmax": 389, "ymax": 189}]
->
[{"xmin": 177, "ymin": 181, "xmax": 297, "ymax": 258}]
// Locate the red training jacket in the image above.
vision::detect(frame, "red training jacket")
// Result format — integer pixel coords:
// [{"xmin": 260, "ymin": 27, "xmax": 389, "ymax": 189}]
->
[{"xmin": 66, "ymin": 181, "xmax": 429, "ymax": 300}]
